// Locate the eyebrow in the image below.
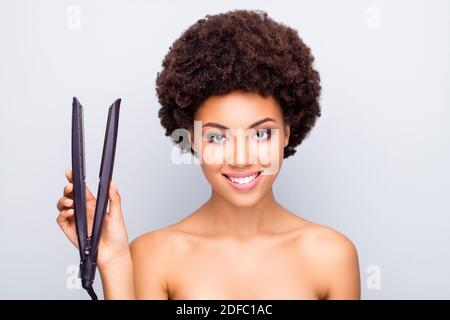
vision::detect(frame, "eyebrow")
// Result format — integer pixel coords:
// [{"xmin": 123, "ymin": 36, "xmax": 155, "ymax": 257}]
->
[{"xmin": 202, "ymin": 117, "xmax": 276, "ymax": 130}]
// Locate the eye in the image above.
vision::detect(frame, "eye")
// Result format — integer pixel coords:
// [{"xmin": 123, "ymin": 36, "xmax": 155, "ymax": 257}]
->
[
  {"xmin": 205, "ymin": 133, "xmax": 226, "ymax": 144},
  {"xmin": 252, "ymin": 129, "xmax": 272, "ymax": 141}
]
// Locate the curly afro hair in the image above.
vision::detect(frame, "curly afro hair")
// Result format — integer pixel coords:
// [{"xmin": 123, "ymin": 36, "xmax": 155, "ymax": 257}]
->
[{"xmin": 156, "ymin": 9, "xmax": 322, "ymax": 158}]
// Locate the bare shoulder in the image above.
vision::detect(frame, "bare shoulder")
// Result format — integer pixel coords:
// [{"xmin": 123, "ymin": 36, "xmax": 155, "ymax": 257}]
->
[
  {"xmin": 129, "ymin": 224, "xmax": 185, "ymax": 299},
  {"xmin": 297, "ymin": 221, "xmax": 358, "ymax": 258},
  {"xmin": 131, "ymin": 226, "xmax": 169, "ymax": 254},
  {"xmin": 293, "ymin": 219, "xmax": 361, "ymax": 299},
  {"xmin": 130, "ymin": 223, "xmax": 185, "ymax": 258},
  {"xmin": 130, "ymin": 209, "xmax": 203, "ymax": 260}
]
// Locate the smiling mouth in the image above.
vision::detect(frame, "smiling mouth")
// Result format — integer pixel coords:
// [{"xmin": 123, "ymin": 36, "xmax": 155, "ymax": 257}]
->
[{"xmin": 221, "ymin": 171, "xmax": 262, "ymax": 185}]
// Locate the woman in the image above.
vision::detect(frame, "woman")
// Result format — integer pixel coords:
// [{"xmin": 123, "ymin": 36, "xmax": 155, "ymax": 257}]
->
[{"xmin": 56, "ymin": 9, "xmax": 360, "ymax": 300}]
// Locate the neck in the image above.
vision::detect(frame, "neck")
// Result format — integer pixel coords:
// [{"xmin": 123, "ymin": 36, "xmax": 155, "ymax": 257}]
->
[{"xmin": 202, "ymin": 188, "xmax": 283, "ymax": 238}]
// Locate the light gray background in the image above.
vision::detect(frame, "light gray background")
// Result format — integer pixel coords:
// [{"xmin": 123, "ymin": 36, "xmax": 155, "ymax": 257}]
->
[{"xmin": 0, "ymin": 0, "xmax": 449, "ymax": 299}]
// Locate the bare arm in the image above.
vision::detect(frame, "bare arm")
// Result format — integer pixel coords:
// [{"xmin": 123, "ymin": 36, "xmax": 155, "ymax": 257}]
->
[
  {"xmin": 324, "ymin": 236, "xmax": 361, "ymax": 299},
  {"xmin": 303, "ymin": 225, "xmax": 361, "ymax": 300},
  {"xmin": 130, "ymin": 231, "xmax": 170, "ymax": 299},
  {"xmin": 99, "ymin": 251, "xmax": 136, "ymax": 299}
]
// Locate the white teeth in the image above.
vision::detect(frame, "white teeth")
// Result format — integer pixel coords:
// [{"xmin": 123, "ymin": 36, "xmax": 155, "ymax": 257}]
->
[{"xmin": 229, "ymin": 174, "xmax": 257, "ymax": 184}]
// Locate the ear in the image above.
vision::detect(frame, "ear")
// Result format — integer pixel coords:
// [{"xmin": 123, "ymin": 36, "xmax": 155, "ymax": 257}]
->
[{"xmin": 284, "ymin": 124, "xmax": 291, "ymax": 148}]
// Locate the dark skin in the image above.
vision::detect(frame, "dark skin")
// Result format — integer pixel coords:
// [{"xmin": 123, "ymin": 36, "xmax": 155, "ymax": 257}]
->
[
  {"xmin": 132, "ymin": 90, "xmax": 360, "ymax": 299},
  {"xmin": 57, "ymin": 90, "xmax": 360, "ymax": 299}
]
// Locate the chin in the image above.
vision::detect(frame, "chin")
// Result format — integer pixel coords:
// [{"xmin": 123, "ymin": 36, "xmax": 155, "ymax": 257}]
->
[
  {"xmin": 230, "ymin": 196, "xmax": 261, "ymax": 207},
  {"xmin": 217, "ymin": 187, "xmax": 266, "ymax": 207}
]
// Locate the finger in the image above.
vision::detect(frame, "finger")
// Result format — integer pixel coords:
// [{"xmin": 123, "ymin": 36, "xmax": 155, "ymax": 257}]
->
[
  {"xmin": 56, "ymin": 208, "xmax": 75, "ymax": 231},
  {"xmin": 66, "ymin": 169, "xmax": 95, "ymax": 201},
  {"xmin": 108, "ymin": 180, "xmax": 122, "ymax": 221},
  {"xmin": 57, "ymin": 196, "xmax": 74, "ymax": 212},
  {"xmin": 56, "ymin": 209, "xmax": 79, "ymax": 249},
  {"xmin": 57, "ymin": 208, "xmax": 75, "ymax": 222},
  {"xmin": 63, "ymin": 183, "xmax": 73, "ymax": 197},
  {"xmin": 65, "ymin": 169, "xmax": 73, "ymax": 183}
]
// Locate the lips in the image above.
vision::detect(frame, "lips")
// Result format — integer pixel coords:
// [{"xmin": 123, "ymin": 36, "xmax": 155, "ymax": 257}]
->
[
  {"xmin": 221, "ymin": 170, "xmax": 263, "ymax": 191},
  {"xmin": 222, "ymin": 170, "xmax": 262, "ymax": 179}
]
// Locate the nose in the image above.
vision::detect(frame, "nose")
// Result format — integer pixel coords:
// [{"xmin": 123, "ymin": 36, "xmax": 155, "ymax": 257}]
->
[{"xmin": 226, "ymin": 131, "xmax": 254, "ymax": 167}]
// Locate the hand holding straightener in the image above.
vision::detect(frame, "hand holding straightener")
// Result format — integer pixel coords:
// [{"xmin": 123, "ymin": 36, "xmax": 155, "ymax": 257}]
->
[
  {"xmin": 56, "ymin": 98, "xmax": 134, "ymax": 299},
  {"xmin": 56, "ymin": 169, "xmax": 130, "ymax": 273}
]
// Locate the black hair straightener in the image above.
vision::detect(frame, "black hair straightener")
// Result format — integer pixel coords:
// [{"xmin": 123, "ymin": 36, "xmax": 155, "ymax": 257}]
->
[{"xmin": 71, "ymin": 97, "xmax": 121, "ymax": 300}]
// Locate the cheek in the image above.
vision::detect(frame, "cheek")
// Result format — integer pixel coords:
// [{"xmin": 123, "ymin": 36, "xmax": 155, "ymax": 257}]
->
[
  {"xmin": 251, "ymin": 132, "xmax": 284, "ymax": 175},
  {"xmin": 202, "ymin": 143, "xmax": 227, "ymax": 164},
  {"xmin": 200, "ymin": 163, "xmax": 223, "ymax": 184}
]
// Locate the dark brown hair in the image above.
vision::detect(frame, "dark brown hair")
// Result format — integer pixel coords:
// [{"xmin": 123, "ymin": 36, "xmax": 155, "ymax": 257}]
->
[{"xmin": 156, "ymin": 9, "xmax": 322, "ymax": 158}]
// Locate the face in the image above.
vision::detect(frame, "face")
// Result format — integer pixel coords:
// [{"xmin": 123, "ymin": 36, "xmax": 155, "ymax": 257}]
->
[{"xmin": 189, "ymin": 90, "xmax": 290, "ymax": 207}]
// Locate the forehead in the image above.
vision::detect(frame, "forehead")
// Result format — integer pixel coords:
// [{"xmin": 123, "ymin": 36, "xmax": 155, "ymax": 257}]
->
[{"xmin": 195, "ymin": 91, "xmax": 283, "ymax": 126}]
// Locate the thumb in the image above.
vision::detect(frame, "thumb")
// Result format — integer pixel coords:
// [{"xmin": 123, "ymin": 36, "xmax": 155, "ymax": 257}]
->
[{"xmin": 108, "ymin": 180, "xmax": 122, "ymax": 221}]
